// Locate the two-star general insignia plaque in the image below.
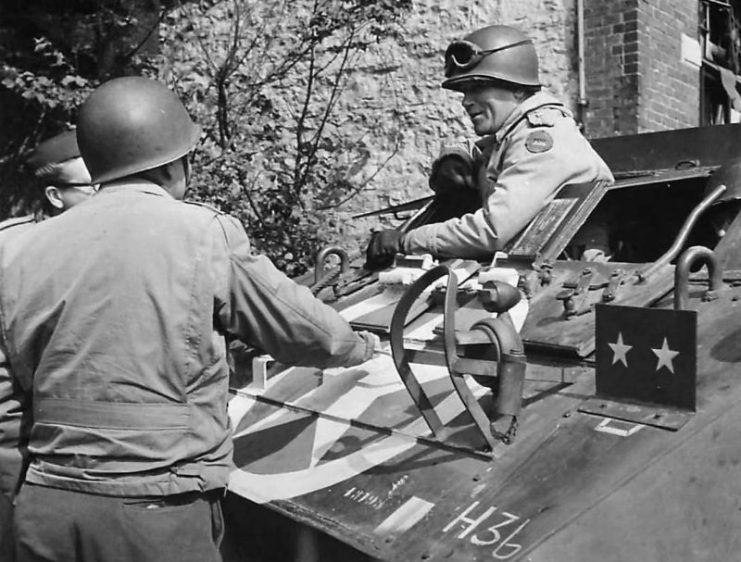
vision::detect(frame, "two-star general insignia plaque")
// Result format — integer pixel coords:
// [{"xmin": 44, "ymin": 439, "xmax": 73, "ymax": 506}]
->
[{"xmin": 579, "ymin": 303, "xmax": 697, "ymax": 430}]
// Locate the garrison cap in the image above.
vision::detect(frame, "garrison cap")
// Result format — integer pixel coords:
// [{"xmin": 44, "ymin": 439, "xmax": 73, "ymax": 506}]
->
[
  {"xmin": 26, "ymin": 131, "xmax": 81, "ymax": 178},
  {"xmin": 25, "ymin": 130, "xmax": 92, "ymax": 187}
]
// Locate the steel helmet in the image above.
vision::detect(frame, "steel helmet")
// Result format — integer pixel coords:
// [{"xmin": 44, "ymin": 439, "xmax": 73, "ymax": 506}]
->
[
  {"xmin": 704, "ymin": 156, "xmax": 741, "ymax": 206},
  {"xmin": 442, "ymin": 25, "xmax": 540, "ymax": 91},
  {"xmin": 77, "ymin": 77, "xmax": 201, "ymax": 184}
]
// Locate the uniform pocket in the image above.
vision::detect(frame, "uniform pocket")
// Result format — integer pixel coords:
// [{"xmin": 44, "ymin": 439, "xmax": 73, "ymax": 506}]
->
[
  {"xmin": 120, "ymin": 495, "xmax": 219, "ymax": 561},
  {"xmin": 210, "ymin": 498, "xmax": 224, "ymax": 547}
]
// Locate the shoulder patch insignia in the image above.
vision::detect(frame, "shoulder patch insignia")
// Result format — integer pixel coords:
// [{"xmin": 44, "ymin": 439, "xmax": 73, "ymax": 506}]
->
[
  {"xmin": 525, "ymin": 130, "xmax": 554, "ymax": 153},
  {"xmin": 183, "ymin": 199, "xmax": 224, "ymax": 215}
]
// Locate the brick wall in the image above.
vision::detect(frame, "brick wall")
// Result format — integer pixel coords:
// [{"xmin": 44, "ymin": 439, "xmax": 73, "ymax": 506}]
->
[
  {"xmin": 637, "ymin": 0, "xmax": 699, "ymax": 132},
  {"xmin": 583, "ymin": 0, "xmax": 699, "ymax": 137}
]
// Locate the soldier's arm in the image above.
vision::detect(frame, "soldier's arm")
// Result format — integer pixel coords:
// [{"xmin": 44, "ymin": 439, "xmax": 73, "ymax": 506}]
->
[
  {"xmin": 402, "ymin": 123, "xmax": 590, "ymax": 258},
  {"xmin": 213, "ymin": 215, "xmax": 376, "ymax": 369},
  {"xmin": 477, "ymin": 124, "xmax": 585, "ymax": 245}
]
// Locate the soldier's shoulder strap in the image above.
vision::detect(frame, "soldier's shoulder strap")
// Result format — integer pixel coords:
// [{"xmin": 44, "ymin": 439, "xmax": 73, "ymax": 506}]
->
[
  {"xmin": 525, "ymin": 103, "xmax": 572, "ymax": 127},
  {"xmin": 183, "ymin": 199, "xmax": 225, "ymax": 215},
  {"xmin": 498, "ymin": 102, "xmax": 569, "ymax": 143},
  {"xmin": 183, "ymin": 200, "xmax": 250, "ymax": 249}
]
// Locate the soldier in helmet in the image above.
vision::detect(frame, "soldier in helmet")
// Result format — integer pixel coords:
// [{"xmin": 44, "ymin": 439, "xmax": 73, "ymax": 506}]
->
[
  {"xmin": 0, "ymin": 77, "xmax": 379, "ymax": 562},
  {"xmin": 0, "ymin": 130, "xmax": 95, "ymax": 562},
  {"xmin": 366, "ymin": 24, "xmax": 614, "ymax": 267}
]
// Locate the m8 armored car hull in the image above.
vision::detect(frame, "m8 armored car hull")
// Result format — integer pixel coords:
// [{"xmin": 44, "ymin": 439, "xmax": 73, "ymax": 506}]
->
[{"xmin": 222, "ymin": 123, "xmax": 741, "ymax": 562}]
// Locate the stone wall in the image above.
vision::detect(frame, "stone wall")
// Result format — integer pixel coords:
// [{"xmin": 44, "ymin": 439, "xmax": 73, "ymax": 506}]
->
[{"xmin": 327, "ymin": 0, "xmax": 579, "ymax": 255}]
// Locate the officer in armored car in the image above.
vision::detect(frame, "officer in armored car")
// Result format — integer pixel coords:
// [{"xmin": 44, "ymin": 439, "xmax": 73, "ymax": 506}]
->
[{"xmin": 366, "ymin": 24, "xmax": 614, "ymax": 267}]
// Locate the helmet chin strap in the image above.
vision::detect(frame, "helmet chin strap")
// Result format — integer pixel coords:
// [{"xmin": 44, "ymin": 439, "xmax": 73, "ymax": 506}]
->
[{"xmin": 182, "ymin": 155, "xmax": 191, "ymax": 185}]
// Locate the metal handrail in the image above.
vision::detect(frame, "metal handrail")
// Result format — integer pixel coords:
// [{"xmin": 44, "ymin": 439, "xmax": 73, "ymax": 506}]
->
[
  {"xmin": 640, "ymin": 184, "xmax": 726, "ymax": 281},
  {"xmin": 674, "ymin": 246, "xmax": 722, "ymax": 310}
]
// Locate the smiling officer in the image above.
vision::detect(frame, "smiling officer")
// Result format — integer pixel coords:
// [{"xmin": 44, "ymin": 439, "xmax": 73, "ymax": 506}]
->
[{"xmin": 366, "ymin": 24, "xmax": 614, "ymax": 266}]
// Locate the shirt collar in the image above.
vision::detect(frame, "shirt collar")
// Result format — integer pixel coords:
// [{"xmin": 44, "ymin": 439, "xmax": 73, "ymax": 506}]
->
[{"xmin": 97, "ymin": 178, "xmax": 175, "ymax": 199}]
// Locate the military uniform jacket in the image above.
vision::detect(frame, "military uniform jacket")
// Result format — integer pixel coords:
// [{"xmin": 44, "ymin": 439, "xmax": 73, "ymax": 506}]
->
[
  {"xmin": 0, "ymin": 215, "xmax": 36, "ymax": 503},
  {"xmin": 0, "ymin": 181, "xmax": 371, "ymax": 497},
  {"xmin": 403, "ymin": 91, "xmax": 615, "ymax": 258}
]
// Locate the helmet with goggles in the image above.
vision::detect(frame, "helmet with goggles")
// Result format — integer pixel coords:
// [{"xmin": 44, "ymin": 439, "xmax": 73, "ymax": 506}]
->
[
  {"xmin": 77, "ymin": 77, "xmax": 201, "ymax": 185},
  {"xmin": 443, "ymin": 25, "xmax": 540, "ymax": 91}
]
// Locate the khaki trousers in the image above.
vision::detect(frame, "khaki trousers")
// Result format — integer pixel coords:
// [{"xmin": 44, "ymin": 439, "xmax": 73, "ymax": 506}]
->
[{"xmin": 14, "ymin": 483, "xmax": 224, "ymax": 562}]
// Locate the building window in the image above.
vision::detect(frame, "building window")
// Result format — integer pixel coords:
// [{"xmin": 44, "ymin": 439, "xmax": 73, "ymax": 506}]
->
[{"xmin": 700, "ymin": 0, "xmax": 741, "ymax": 125}]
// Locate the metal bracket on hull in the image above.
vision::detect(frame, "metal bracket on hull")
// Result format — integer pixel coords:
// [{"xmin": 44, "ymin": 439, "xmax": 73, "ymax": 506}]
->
[
  {"xmin": 390, "ymin": 264, "xmax": 527, "ymax": 453},
  {"xmin": 579, "ymin": 397, "xmax": 694, "ymax": 430}
]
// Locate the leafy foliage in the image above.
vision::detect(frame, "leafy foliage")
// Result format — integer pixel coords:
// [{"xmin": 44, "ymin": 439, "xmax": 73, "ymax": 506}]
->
[
  {"xmin": 2, "ymin": 38, "xmax": 91, "ymax": 109},
  {"xmin": 155, "ymin": 0, "xmax": 410, "ymax": 275},
  {"xmin": 1, "ymin": 0, "xmax": 411, "ymax": 275},
  {"xmin": 0, "ymin": 0, "xmax": 159, "ymax": 213}
]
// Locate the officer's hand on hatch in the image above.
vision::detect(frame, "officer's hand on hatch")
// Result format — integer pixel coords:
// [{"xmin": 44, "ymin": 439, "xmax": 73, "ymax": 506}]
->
[
  {"xmin": 365, "ymin": 229, "xmax": 405, "ymax": 270},
  {"xmin": 357, "ymin": 331, "xmax": 382, "ymax": 362}
]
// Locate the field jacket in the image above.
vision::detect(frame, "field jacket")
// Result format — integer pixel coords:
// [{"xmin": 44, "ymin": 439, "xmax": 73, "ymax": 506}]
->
[
  {"xmin": 0, "ymin": 215, "xmax": 36, "ymax": 503},
  {"xmin": 0, "ymin": 180, "xmax": 371, "ymax": 497}
]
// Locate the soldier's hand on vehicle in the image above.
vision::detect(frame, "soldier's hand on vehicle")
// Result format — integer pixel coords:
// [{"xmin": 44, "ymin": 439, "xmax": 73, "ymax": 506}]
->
[
  {"xmin": 365, "ymin": 229, "xmax": 405, "ymax": 270},
  {"xmin": 358, "ymin": 331, "xmax": 382, "ymax": 362}
]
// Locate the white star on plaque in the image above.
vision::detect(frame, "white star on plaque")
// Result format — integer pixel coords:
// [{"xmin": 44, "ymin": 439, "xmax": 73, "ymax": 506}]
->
[
  {"xmin": 608, "ymin": 332, "xmax": 632, "ymax": 367},
  {"xmin": 651, "ymin": 338, "xmax": 679, "ymax": 374}
]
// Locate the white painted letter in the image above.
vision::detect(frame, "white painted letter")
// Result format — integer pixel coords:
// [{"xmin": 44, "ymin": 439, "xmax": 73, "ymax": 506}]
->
[{"xmin": 443, "ymin": 501, "xmax": 497, "ymax": 539}]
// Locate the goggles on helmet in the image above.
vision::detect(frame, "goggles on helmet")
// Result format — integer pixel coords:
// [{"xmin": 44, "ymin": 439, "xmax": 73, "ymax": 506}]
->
[{"xmin": 444, "ymin": 38, "xmax": 533, "ymax": 78}]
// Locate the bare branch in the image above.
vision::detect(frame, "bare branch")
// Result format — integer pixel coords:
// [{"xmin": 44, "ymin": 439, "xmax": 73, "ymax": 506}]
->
[
  {"xmin": 321, "ymin": 140, "xmax": 402, "ymax": 210},
  {"xmin": 295, "ymin": 27, "xmax": 357, "ymax": 194},
  {"xmin": 120, "ymin": 5, "xmax": 168, "ymax": 64},
  {"xmin": 235, "ymin": 167, "xmax": 265, "ymax": 226}
]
